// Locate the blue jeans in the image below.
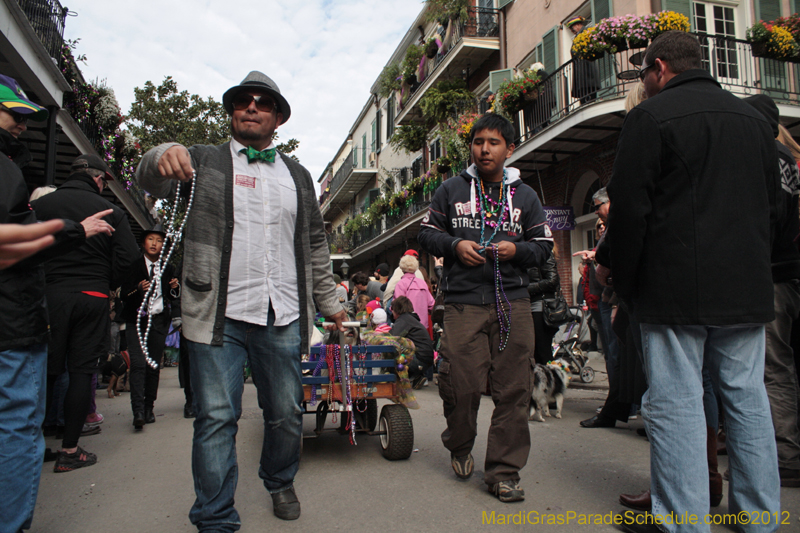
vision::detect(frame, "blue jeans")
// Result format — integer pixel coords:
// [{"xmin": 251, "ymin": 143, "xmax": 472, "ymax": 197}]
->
[
  {"xmin": 598, "ymin": 300, "xmax": 619, "ymax": 384},
  {"xmin": 0, "ymin": 344, "xmax": 47, "ymax": 533},
  {"xmin": 640, "ymin": 324, "xmax": 780, "ymax": 533},
  {"xmin": 186, "ymin": 314, "xmax": 303, "ymax": 532}
]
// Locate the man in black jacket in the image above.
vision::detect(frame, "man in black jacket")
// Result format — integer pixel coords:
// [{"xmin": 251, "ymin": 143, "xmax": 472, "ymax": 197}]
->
[
  {"xmin": 0, "ymin": 74, "xmax": 114, "ymax": 530},
  {"xmin": 607, "ymin": 32, "xmax": 780, "ymax": 532},
  {"xmin": 32, "ymin": 153, "xmax": 139, "ymax": 473},
  {"xmin": 121, "ymin": 224, "xmax": 179, "ymax": 429},
  {"xmin": 418, "ymin": 113, "xmax": 552, "ymax": 503}
]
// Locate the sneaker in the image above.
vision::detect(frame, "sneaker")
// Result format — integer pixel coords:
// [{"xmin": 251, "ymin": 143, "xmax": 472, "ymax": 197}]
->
[
  {"xmin": 53, "ymin": 446, "xmax": 97, "ymax": 473},
  {"xmin": 412, "ymin": 376, "xmax": 428, "ymax": 390},
  {"xmin": 489, "ymin": 480, "xmax": 525, "ymax": 502},
  {"xmin": 81, "ymin": 424, "xmax": 101, "ymax": 436},
  {"xmin": 85, "ymin": 412, "xmax": 104, "ymax": 426},
  {"xmin": 451, "ymin": 452, "xmax": 474, "ymax": 479}
]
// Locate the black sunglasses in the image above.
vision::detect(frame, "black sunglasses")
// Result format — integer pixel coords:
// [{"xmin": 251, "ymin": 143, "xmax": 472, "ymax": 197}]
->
[
  {"xmin": 232, "ymin": 93, "xmax": 277, "ymax": 113},
  {"xmin": 638, "ymin": 61, "xmax": 654, "ymax": 81},
  {"xmin": 0, "ymin": 104, "xmax": 28, "ymax": 124},
  {"xmin": 591, "ymin": 201, "xmax": 607, "ymax": 212}
]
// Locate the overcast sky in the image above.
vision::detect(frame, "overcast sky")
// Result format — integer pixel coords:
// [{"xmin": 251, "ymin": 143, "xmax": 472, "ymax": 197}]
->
[{"xmin": 63, "ymin": 0, "xmax": 423, "ymax": 184}]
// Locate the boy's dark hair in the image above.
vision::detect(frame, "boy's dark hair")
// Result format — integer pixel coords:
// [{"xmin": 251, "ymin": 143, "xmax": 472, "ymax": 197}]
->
[
  {"xmin": 351, "ymin": 272, "xmax": 369, "ymax": 286},
  {"xmin": 470, "ymin": 113, "xmax": 515, "ymax": 146},
  {"xmin": 643, "ymin": 31, "xmax": 701, "ymax": 74},
  {"xmin": 391, "ymin": 295, "xmax": 415, "ymax": 315}
]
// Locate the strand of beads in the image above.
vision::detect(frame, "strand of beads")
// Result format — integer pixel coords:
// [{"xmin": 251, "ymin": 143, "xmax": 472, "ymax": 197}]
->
[
  {"xmin": 343, "ymin": 345, "xmax": 357, "ymax": 445},
  {"xmin": 137, "ymin": 172, "xmax": 197, "ymax": 369},
  {"xmin": 330, "ymin": 345, "xmax": 341, "ymax": 424},
  {"xmin": 309, "ymin": 348, "xmax": 328, "ymax": 406},
  {"xmin": 492, "ymin": 243, "xmax": 512, "ymax": 351}
]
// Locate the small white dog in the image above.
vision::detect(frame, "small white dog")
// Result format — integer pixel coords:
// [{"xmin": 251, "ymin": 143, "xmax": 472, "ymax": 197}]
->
[{"xmin": 529, "ymin": 359, "xmax": 571, "ymax": 422}]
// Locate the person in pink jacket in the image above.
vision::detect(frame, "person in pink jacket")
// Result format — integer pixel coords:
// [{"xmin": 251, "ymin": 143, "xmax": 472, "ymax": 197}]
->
[{"xmin": 393, "ymin": 254, "xmax": 435, "ymax": 330}]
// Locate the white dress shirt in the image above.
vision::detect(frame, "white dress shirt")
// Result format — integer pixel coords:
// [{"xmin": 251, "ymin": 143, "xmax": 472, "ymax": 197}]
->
[
  {"xmin": 225, "ymin": 139, "xmax": 299, "ymax": 326},
  {"xmin": 143, "ymin": 256, "xmax": 164, "ymax": 315}
]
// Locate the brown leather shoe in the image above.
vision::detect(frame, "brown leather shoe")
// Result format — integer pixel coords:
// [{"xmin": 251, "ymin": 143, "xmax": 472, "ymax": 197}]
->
[{"xmin": 619, "ymin": 489, "xmax": 651, "ymax": 512}]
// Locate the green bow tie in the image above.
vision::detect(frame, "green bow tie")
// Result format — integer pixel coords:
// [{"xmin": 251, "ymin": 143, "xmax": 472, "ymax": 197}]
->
[{"xmin": 240, "ymin": 146, "xmax": 276, "ymax": 163}]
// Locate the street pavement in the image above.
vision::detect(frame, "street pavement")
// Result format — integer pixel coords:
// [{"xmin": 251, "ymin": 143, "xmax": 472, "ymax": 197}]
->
[{"xmin": 34, "ymin": 352, "xmax": 800, "ymax": 532}]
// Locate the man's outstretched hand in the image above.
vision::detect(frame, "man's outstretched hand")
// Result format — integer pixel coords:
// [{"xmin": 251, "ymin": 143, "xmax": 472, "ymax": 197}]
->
[
  {"xmin": 0, "ymin": 219, "xmax": 64, "ymax": 269},
  {"xmin": 158, "ymin": 145, "xmax": 195, "ymax": 182}
]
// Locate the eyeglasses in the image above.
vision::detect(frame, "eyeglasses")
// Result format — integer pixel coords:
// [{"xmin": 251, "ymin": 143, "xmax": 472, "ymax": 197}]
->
[
  {"xmin": 591, "ymin": 201, "xmax": 607, "ymax": 213},
  {"xmin": 232, "ymin": 93, "xmax": 277, "ymax": 113},
  {"xmin": 638, "ymin": 61, "xmax": 654, "ymax": 81},
  {"xmin": 0, "ymin": 104, "xmax": 28, "ymax": 124}
]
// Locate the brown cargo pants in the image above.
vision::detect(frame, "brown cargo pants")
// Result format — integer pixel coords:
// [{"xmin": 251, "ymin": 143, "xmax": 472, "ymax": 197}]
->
[{"xmin": 437, "ymin": 298, "xmax": 534, "ymax": 485}]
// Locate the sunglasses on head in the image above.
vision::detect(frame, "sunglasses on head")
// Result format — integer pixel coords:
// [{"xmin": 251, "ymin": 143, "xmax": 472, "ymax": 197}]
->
[
  {"xmin": 0, "ymin": 104, "xmax": 28, "ymax": 124},
  {"xmin": 232, "ymin": 93, "xmax": 277, "ymax": 113}
]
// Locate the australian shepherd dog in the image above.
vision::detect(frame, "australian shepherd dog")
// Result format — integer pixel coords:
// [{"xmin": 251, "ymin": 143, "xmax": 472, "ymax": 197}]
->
[{"xmin": 529, "ymin": 359, "xmax": 571, "ymax": 422}]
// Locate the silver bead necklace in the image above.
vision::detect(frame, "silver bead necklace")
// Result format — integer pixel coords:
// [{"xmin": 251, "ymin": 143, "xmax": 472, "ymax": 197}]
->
[{"xmin": 137, "ymin": 172, "xmax": 197, "ymax": 369}]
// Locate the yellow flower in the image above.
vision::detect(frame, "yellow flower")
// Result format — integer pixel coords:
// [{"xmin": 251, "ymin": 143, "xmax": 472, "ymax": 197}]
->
[{"xmin": 767, "ymin": 25, "xmax": 796, "ymax": 58}]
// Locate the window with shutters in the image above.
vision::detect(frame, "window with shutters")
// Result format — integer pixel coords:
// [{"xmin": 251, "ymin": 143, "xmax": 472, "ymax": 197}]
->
[
  {"xmin": 693, "ymin": 2, "xmax": 739, "ymax": 82},
  {"xmin": 429, "ymin": 138, "xmax": 442, "ymax": 163},
  {"xmin": 371, "ymin": 119, "xmax": 377, "ymax": 153}
]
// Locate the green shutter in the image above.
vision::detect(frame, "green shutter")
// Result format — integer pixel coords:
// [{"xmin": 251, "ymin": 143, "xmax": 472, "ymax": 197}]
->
[
  {"xmin": 490, "ymin": 69, "xmax": 514, "ymax": 93},
  {"xmin": 755, "ymin": 0, "xmax": 782, "ymax": 22},
  {"xmin": 761, "ymin": 58, "xmax": 788, "ymax": 99},
  {"xmin": 371, "ymin": 119, "xmax": 377, "ymax": 153},
  {"xmin": 660, "ymin": 0, "xmax": 692, "ymax": 18},
  {"xmin": 376, "ymin": 110, "xmax": 381, "ymax": 153},
  {"xmin": 362, "ymin": 134, "xmax": 367, "ymax": 167},
  {"xmin": 498, "ymin": 0, "xmax": 514, "ymax": 8},
  {"xmin": 542, "ymin": 27, "xmax": 558, "ymax": 73},
  {"xmin": 793, "ymin": 0, "xmax": 799, "ymax": 15},
  {"xmin": 591, "ymin": 0, "xmax": 612, "ymax": 23}
]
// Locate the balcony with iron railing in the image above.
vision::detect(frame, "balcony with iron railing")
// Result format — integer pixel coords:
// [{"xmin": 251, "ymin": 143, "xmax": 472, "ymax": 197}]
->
[
  {"xmin": 396, "ymin": 6, "xmax": 500, "ymax": 126},
  {"xmin": 512, "ymin": 33, "xmax": 800, "ymax": 150},
  {"xmin": 321, "ymin": 146, "xmax": 378, "ymax": 215},
  {"xmin": 16, "ymin": 0, "xmax": 68, "ymax": 70}
]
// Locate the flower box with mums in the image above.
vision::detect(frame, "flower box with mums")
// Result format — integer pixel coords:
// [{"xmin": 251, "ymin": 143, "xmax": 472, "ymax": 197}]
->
[
  {"xmin": 495, "ymin": 71, "xmax": 543, "ymax": 115},
  {"xmin": 747, "ymin": 21, "xmax": 800, "ymax": 61},
  {"xmin": 569, "ymin": 11, "xmax": 689, "ymax": 61}
]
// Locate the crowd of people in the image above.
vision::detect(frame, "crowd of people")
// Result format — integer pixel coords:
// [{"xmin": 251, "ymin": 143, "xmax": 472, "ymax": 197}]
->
[{"xmin": 1, "ymin": 29, "xmax": 799, "ymax": 533}]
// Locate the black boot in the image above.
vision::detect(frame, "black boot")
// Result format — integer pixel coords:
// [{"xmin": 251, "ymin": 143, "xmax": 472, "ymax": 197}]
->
[
  {"xmin": 144, "ymin": 408, "xmax": 155, "ymax": 424},
  {"xmin": 133, "ymin": 411, "xmax": 145, "ymax": 430}
]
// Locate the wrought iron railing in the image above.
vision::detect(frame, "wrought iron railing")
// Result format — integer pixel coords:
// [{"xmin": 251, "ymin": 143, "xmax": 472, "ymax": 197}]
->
[
  {"xmin": 412, "ymin": 7, "xmax": 500, "ymax": 92},
  {"xmin": 16, "ymin": 0, "xmax": 68, "ymax": 70},
  {"xmin": 327, "ymin": 146, "xmax": 377, "ymax": 201},
  {"xmin": 514, "ymin": 33, "xmax": 800, "ymax": 147}
]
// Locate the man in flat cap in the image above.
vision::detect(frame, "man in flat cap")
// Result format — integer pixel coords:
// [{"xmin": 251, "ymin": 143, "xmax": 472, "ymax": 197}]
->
[
  {"xmin": 0, "ymin": 74, "xmax": 116, "ymax": 532},
  {"xmin": 137, "ymin": 71, "xmax": 345, "ymax": 528},
  {"xmin": 32, "ymin": 153, "xmax": 139, "ymax": 473}
]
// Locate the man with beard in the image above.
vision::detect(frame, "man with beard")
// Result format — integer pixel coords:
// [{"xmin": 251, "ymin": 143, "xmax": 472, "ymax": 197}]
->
[{"xmin": 137, "ymin": 72, "xmax": 345, "ymax": 530}]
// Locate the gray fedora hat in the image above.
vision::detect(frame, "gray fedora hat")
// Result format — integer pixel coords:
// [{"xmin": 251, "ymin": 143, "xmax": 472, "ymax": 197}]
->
[{"xmin": 222, "ymin": 71, "xmax": 291, "ymax": 124}]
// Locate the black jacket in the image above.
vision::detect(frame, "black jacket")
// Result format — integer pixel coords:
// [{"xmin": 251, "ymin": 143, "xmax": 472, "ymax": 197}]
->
[
  {"xmin": 527, "ymin": 253, "xmax": 559, "ymax": 306},
  {"xmin": 120, "ymin": 256, "xmax": 178, "ymax": 323},
  {"xmin": 607, "ymin": 70, "xmax": 778, "ymax": 325},
  {"xmin": 0, "ymin": 129, "xmax": 85, "ymax": 350},
  {"xmin": 32, "ymin": 177, "xmax": 139, "ymax": 293},
  {"xmin": 390, "ymin": 312, "xmax": 433, "ymax": 366},
  {"xmin": 771, "ymin": 143, "xmax": 800, "ymax": 282},
  {"xmin": 418, "ymin": 166, "xmax": 553, "ymax": 305}
]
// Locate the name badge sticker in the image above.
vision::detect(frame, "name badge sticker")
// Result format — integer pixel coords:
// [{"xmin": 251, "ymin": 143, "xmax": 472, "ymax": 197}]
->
[{"xmin": 235, "ymin": 175, "xmax": 256, "ymax": 189}]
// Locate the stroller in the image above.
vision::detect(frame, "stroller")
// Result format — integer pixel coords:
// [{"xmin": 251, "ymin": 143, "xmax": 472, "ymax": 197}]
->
[{"xmin": 551, "ymin": 306, "xmax": 595, "ymax": 383}]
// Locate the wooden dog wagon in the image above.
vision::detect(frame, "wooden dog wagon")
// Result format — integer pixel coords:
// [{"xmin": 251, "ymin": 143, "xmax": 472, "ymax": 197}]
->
[{"xmin": 301, "ymin": 322, "xmax": 414, "ymax": 460}]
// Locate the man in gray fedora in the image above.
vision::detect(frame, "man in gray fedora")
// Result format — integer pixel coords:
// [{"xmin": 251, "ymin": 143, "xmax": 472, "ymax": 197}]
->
[{"xmin": 137, "ymin": 71, "xmax": 345, "ymax": 529}]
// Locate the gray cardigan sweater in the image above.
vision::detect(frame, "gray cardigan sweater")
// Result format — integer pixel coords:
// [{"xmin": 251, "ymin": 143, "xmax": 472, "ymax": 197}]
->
[{"xmin": 137, "ymin": 142, "xmax": 342, "ymax": 352}]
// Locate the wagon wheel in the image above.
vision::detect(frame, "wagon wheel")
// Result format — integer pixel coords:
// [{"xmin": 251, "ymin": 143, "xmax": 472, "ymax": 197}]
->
[
  {"xmin": 379, "ymin": 404, "xmax": 414, "ymax": 460},
  {"xmin": 580, "ymin": 366, "xmax": 595, "ymax": 383}
]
